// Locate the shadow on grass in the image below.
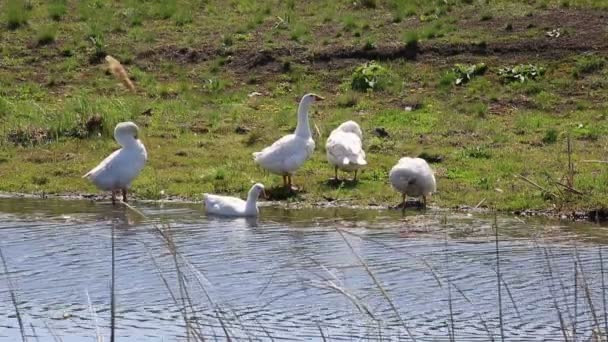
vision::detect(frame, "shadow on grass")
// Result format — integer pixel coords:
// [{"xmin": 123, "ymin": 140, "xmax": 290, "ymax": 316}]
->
[
  {"xmin": 265, "ymin": 186, "xmax": 300, "ymax": 201},
  {"xmin": 323, "ymin": 178, "xmax": 360, "ymax": 189}
]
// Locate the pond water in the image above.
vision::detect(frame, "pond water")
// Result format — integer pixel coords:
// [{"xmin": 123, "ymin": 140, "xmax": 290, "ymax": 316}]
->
[{"xmin": 0, "ymin": 197, "xmax": 607, "ymax": 341}]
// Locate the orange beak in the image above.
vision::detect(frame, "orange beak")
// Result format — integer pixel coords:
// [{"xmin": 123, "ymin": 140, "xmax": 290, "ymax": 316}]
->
[{"xmin": 312, "ymin": 94, "xmax": 325, "ymax": 101}]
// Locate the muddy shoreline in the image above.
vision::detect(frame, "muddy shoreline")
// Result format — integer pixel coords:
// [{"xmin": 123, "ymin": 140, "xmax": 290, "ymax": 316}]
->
[{"xmin": 1, "ymin": 191, "xmax": 605, "ymax": 223}]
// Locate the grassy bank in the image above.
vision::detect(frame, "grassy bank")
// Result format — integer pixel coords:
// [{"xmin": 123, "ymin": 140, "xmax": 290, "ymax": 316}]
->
[{"xmin": 1, "ymin": 0, "xmax": 608, "ymax": 211}]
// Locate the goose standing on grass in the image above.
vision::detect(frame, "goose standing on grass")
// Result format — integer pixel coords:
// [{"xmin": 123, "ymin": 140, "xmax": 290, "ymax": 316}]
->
[
  {"xmin": 389, "ymin": 157, "xmax": 436, "ymax": 208},
  {"xmin": 83, "ymin": 122, "xmax": 147, "ymax": 204},
  {"xmin": 326, "ymin": 120, "xmax": 367, "ymax": 181},
  {"xmin": 253, "ymin": 93, "xmax": 324, "ymax": 189},
  {"xmin": 203, "ymin": 183, "xmax": 266, "ymax": 217}
]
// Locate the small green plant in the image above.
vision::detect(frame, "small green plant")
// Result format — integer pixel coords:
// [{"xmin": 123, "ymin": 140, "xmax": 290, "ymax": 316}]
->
[
  {"xmin": 480, "ymin": 13, "xmax": 493, "ymax": 21},
  {"xmin": 573, "ymin": 55, "xmax": 605, "ymax": 78},
  {"xmin": 290, "ymin": 22, "xmax": 308, "ymax": 42},
  {"xmin": 363, "ymin": 39, "xmax": 376, "ymax": 50},
  {"xmin": 453, "ymin": 63, "xmax": 487, "ymax": 85},
  {"xmin": 173, "ymin": 9, "xmax": 193, "ymax": 26},
  {"xmin": 351, "ymin": 61, "xmax": 390, "ymax": 92},
  {"xmin": 36, "ymin": 25, "xmax": 58, "ymax": 46},
  {"xmin": 463, "ymin": 146, "xmax": 492, "ymax": 159},
  {"xmin": 419, "ymin": 21, "xmax": 452, "ymax": 39},
  {"xmin": 156, "ymin": 0, "xmax": 177, "ymax": 19},
  {"xmin": 542, "ymin": 128, "xmax": 558, "ymax": 144},
  {"xmin": 498, "ymin": 64, "xmax": 545, "ymax": 83},
  {"xmin": 337, "ymin": 92, "xmax": 359, "ymax": 108},
  {"xmin": 48, "ymin": 0, "xmax": 67, "ymax": 21},
  {"xmin": 439, "ymin": 71, "xmax": 457, "ymax": 88},
  {"xmin": 357, "ymin": 0, "xmax": 377, "ymax": 8},
  {"xmin": 6, "ymin": 0, "xmax": 28, "ymax": 30},
  {"xmin": 342, "ymin": 15, "xmax": 358, "ymax": 32},
  {"xmin": 203, "ymin": 78, "xmax": 226, "ymax": 93},
  {"xmin": 403, "ymin": 30, "xmax": 419, "ymax": 49}
]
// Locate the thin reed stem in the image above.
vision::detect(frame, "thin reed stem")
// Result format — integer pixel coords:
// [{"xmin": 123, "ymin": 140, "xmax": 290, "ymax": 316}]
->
[
  {"xmin": 336, "ymin": 228, "xmax": 417, "ymax": 341},
  {"xmin": 600, "ymin": 247, "xmax": 608, "ymax": 339},
  {"xmin": 110, "ymin": 222, "xmax": 116, "ymax": 342},
  {"xmin": 494, "ymin": 215, "xmax": 505, "ymax": 342},
  {"xmin": 573, "ymin": 260, "xmax": 578, "ymax": 342},
  {"xmin": 542, "ymin": 247, "xmax": 570, "ymax": 342},
  {"xmin": 0, "ymin": 246, "xmax": 27, "ymax": 342},
  {"xmin": 444, "ymin": 232, "xmax": 455, "ymax": 342}
]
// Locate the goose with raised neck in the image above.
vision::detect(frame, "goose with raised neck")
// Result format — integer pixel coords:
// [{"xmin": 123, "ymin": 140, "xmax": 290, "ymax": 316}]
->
[{"xmin": 252, "ymin": 93, "xmax": 323, "ymax": 189}]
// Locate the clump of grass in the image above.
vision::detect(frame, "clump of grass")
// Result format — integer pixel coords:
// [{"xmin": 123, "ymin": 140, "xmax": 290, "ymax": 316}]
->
[
  {"xmin": 290, "ymin": 22, "xmax": 308, "ymax": 42},
  {"xmin": 403, "ymin": 30, "xmax": 419, "ymax": 49},
  {"xmin": 498, "ymin": 64, "xmax": 545, "ymax": 83},
  {"xmin": 48, "ymin": 0, "xmax": 67, "ymax": 21},
  {"xmin": 573, "ymin": 55, "xmax": 605, "ymax": 78},
  {"xmin": 363, "ymin": 39, "xmax": 376, "ymax": 50},
  {"xmin": 36, "ymin": 25, "xmax": 58, "ymax": 46},
  {"xmin": 419, "ymin": 21, "xmax": 452, "ymax": 39},
  {"xmin": 173, "ymin": 9, "xmax": 193, "ymax": 26},
  {"xmin": 356, "ymin": 0, "xmax": 377, "ymax": 9},
  {"xmin": 342, "ymin": 15, "xmax": 359, "ymax": 32},
  {"xmin": 463, "ymin": 146, "xmax": 492, "ymax": 159},
  {"xmin": 480, "ymin": 12, "xmax": 493, "ymax": 21},
  {"xmin": 337, "ymin": 92, "xmax": 359, "ymax": 108},
  {"xmin": 542, "ymin": 128, "xmax": 559, "ymax": 144},
  {"xmin": 472, "ymin": 102, "xmax": 488, "ymax": 118},
  {"xmin": 391, "ymin": 2, "xmax": 416, "ymax": 23},
  {"xmin": 439, "ymin": 71, "xmax": 457, "ymax": 88},
  {"xmin": 6, "ymin": 0, "xmax": 28, "ymax": 30},
  {"xmin": 351, "ymin": 61, "xmax": 390, "ymax": 92},
  {"xmin": 453, "ymin": 63, "xmax": 487, "ymax": 85},
  {"xmin": 155, "ymin": 0, "xmax": 177, "ymax": 19}
]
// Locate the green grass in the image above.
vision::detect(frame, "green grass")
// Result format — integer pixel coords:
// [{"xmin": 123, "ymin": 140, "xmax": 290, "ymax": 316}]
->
[
  {"xmin": 5, "ymin": 0, "xmax": 28, "ymax": 30},
  {"xmin": 0, "ymin": 0, "xmax": 607, "ymax": 212}
]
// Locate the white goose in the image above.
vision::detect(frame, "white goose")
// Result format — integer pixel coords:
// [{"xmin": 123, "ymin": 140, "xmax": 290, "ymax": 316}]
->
[
  {"xmin": 326, "ymin": 120, "xmax": 367, "ymax": 181},
  {"xmin": 83, "ymin": 122, "xmax": 147, "ymax": 204},
  {"xmin": 203, "ymin": 183, "xmax": 265, "ymax": 217},
  {"xmin": 389, "ymin": 157, "xmax": 436, "ymax": 208},
  {"xmin": 253, "ymin": 93, "xmax": 323, "ymax": 189}
]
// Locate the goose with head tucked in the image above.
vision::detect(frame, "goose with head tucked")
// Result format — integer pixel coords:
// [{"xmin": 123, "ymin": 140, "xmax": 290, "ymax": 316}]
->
[
  {"xmin": 389, "ymin": 157, "xmax": 436, "ymax": 208},
  {"xmin": 253, "ymin": 93, "xmax": 323, "ymax": 189},
  {"xmin": 326, "ymin": 120, "xmax": 367, "ymax": 181},
  {"xmin": 203, "ymin": 183, "xmax": 266, "ymax": 217},
  {"xmin": 83, "ymin": 121, "xmax": 147, "ymax": 204}
]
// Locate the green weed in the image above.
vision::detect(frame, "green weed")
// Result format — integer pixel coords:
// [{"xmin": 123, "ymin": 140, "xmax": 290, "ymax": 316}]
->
[
  {"xmin": 48, "ymin": 0, "xmax": 67, "ymax": 21},
  {"xmin": 542, "ymin": 128, "xmax": 559, "ymax": 144},
  {"xmin": 573, "ymin": 55, "xmax": 605, "ymax": 78},
  {"xmin": 498, "ymin": 64, "xmax": 545, "ymax": 83},
  {"xmin": 36, "ymin": 25, "xmax": 58, "ymax": 46},
  {"xmin": 351, "ymin": 61, "xmax": 390, "ymax": 92},
  {"xmin": 453, "ymin": 63, "xmax": 487, "ymax": 86},
  {"xmin": 6, "ymin": 0, "xmax": 28, "ymax": 29}
]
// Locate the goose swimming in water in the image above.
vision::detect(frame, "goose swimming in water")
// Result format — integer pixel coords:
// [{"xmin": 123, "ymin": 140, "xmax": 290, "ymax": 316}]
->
[{"xmin": 203, "ymin": 183, "xmax": 266, "ymax": 217}]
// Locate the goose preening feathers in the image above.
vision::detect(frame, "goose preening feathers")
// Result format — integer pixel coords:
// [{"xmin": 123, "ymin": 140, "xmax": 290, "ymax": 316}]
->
[
  {"xmin": 252, "ymin": 93, "xmax": 323, "ymax": 189},
  {"xmin": 389, "ymin": 157, "xmax": 436, "ymax": 208},
  {"xmin": 326, "ymin": 120, "xmax": 367, "ymax": 181},
  {"xmin": 83, "ymin": 122, "xmax": 147, "ymax": 204}
]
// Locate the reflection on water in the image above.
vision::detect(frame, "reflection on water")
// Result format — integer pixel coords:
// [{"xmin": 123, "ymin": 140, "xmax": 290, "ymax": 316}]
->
[{"xmin": 0, "ymin": 198, "xmax": 607, "ymax": 341}]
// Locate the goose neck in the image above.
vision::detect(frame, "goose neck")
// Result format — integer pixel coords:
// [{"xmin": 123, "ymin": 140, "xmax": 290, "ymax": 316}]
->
[{"xmin": 294, "ymin": 100, "xmax": 312, "ymax": 138}]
